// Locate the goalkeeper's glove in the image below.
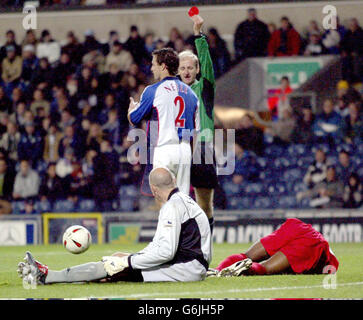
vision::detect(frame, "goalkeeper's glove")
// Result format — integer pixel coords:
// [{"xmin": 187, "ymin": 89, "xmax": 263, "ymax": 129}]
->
[{"xmin": 102, "ymin": 255, "xmax": 129, "ymax": 276}]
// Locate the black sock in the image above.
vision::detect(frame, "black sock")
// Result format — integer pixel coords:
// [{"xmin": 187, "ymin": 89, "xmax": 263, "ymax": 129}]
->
[{"xmin": 208, "ymin": 217, "xmax": 215, "ymax": 233}]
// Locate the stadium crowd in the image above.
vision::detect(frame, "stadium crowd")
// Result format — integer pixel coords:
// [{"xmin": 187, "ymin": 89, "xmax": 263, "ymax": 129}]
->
[{"xmin": 0, "ymin": 8, "xmax": 362, "ymax": 214}]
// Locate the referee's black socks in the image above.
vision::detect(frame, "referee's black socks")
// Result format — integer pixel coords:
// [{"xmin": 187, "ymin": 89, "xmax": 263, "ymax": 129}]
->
[{"xmin": 208, "ymin": 217, "xmax": 215, "ymax": 233}]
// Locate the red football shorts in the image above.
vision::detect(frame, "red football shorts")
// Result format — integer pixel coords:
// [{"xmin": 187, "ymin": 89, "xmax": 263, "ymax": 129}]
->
[{"xmin": 260, "ymin": 218, "xmax": 339, "ymax": 274}]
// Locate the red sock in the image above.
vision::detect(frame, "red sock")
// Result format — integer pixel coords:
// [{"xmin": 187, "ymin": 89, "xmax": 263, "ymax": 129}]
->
[
  {"xmin": 216, "ymin": 253, "xmax": 248, "ymax": 271},
  {"xmin": 247, "ymin": 262, "xmax": 267, "ymax": 275}
]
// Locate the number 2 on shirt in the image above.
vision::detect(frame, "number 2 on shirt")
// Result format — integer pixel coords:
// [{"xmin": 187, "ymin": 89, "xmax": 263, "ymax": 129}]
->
[{"xmin": 174, "ymin": 96, "xmax": 185, "ymax": 128}]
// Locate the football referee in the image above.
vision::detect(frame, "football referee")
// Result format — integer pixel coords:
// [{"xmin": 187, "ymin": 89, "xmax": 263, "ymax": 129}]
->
[{"xmin": 178, "ymin": 14, "xmax": 217, "ymax": 231}]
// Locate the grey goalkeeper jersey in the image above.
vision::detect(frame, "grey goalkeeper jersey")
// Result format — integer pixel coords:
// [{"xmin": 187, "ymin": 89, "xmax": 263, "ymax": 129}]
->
[{"xmin": 128, "ymin": 188, "xmax": 212, "ymax": 274}]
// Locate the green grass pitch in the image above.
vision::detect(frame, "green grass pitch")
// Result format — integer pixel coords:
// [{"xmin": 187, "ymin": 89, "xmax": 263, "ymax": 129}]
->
[{"xmin": 1, "ymin": 242, "xmax": 363, "ymax": 299}]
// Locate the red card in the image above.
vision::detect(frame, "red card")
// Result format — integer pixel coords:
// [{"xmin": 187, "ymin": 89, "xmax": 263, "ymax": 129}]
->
[{"xmin": 188, "ymin": 6, "xmax": 199, "ymax": 17}]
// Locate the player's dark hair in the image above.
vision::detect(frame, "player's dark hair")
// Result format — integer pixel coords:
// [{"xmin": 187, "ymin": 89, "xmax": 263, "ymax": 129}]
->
[{"xmin": 152, "ymin": 48, "xmax": 179, "ymax": 76}]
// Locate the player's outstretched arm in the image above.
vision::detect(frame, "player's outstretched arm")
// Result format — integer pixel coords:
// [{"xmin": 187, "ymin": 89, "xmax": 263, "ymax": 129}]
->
[{"xmin": 191, "ymin": 14, "xmax": 215, "ymax": 87}]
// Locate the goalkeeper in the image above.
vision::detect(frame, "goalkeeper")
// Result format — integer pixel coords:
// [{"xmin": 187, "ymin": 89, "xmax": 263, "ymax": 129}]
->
[
  {"xmin": 178, "ymin": 13, "xmax": 217, "ymax": 231},
  {"xmin": 17, "ymin": 167, "xmax": 212, "ymax": 285}
]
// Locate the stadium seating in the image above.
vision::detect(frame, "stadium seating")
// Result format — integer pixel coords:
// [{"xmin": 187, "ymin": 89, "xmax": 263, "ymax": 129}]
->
[
  {"xmin": 53, "ymin": 200, "xmax": 75, "ymax": 212},
  {"xmin": 222, "ymin": 141, "xmax": 363, "ymax": 210}
]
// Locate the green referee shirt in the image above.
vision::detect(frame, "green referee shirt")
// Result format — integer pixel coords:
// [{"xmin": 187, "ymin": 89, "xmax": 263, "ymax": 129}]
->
[{"xmin": 191, "ymin": 35, "xmax": 216, "ymax": 143}]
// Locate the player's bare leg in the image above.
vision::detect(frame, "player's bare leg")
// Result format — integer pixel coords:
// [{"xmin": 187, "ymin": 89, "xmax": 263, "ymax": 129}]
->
[
  {"xmin": 258, "ymin": 251, "xmax": 290, "ymax": 275},
  {"xmin": 195, "ymin": 188, "xmax": 214, "ymax": 219},
  {"xmin": 245, "ymin": 241, "xmax": 269, "ymax": 262},
  {"xmin": 213, "ymin": 241, "xmax": 269, "ymax": 273},
  {"xmin": 219, "ymin": 251, "xmax": 290, "ymax": 277}
]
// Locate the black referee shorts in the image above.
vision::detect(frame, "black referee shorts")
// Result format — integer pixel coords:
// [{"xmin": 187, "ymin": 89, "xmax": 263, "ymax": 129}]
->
[{"xmin": 191, "ymin": 142, "xmax": 218, "ymax": 189}]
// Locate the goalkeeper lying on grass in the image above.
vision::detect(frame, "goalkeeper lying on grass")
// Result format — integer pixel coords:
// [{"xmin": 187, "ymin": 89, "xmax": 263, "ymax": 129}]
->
[{"xmin": 17, "ymin": 167, "xmax": 212, "ymax": 285}]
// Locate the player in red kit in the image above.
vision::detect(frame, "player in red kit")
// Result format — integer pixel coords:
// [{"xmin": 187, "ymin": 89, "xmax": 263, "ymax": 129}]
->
[{"xmin": 208, "ymin": 218, "xmax": 339, "ymax": 277}]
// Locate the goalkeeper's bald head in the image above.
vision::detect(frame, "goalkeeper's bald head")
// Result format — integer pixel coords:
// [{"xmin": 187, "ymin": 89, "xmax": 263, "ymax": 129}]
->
[{"xmin": 149, "ymin": 167, "xmax": 177, "ymax": 202}]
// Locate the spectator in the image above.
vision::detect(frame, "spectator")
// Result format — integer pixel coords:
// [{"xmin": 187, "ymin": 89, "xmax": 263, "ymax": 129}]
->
[
  {"xmin": 235, "ymin": 114, "xmax": 265, "ymax": 156},
  {"xmin": 76, "ymin": 67, "xmax": 97, "ymax": 101},
  {"xmin": 21, "ymin": 29, "xmax": 38, "ymax": 49},
  {"xmin": 10, "ymin": 87, "xmax": 25, "ymax": 113},
  {"xmin": 20, "ymin": 199, "xmax": 38, "ymax": 214},
  {"xmin": 1, "ymin": 45, "xmax": 23, "ymax": 95},
  {"xmin": 39, "ymin": 162, "xmax": 64, "ymax": 204},
  {"xmin": 105, "ymin": 41, "xmax": 133, "ymax": 73},
  {"xmin": 304, "ymin": 32, "xmax": 327, "ymax": 56},
  {"xmin": 0, "ymin": 158, "xmax": 15, "ymax": 214},
  {"xmin": 255, "ymin": 108, "xmax": 296, "ymax": 145},
  {"xmin": 144, "ymin": 33, "xmax": 156, "ymax": 58},
  {"xmin": 340, "ymin": 101, "xmax": 363, "ymax": 144},
  {"xmin": 86, "ymin": 122, "xmax": 103, "ymax": 153},
  {"xmin": 13, "ymin": 159, "xmax": 40, "ymax": 200},
  {"xmin": 343, "ymin": 172, "xmax": 362, "ymax": 208},
  {"xmin": 82, "ymin": 29, "xmax": 101, "ymax": 55},
  {"xmin": 10, "ymin": 101, "xmax": 27, "ymax": 130},
  {"xmin": 308, "ymin": 166, "xmax": 344, "ymax": 208},
  {"xmin": 302, "ymin": 148, "xmax": 328, "ymax": 190},
  {"xmin": 61, "ymin": 31, "xmax": 84, "ymax": 65},
  {"xmin": 233, "ymin": 143, "xmax": 260, "ymax": 183},
  {"xmin": 0, "ymin": 30, "xmax": 22, "ymax": 63},
  {"xmin": 58, "ymin": 109, "xmax": 76, "ymax": 131},
  {"xmin": 43, "ymin": 123, "xmax": 63, "ymax": 163},
  {"xmin": 101, "ymin": 30, "xmax": 120, "ymax": 56},
  {"xmin": 0, "ymin": 86, "xmax": 12, "ymax": 114},
  {"xmin": 102, "ymin": 108, "xmax": 121, "ymax": 146},
  {"xmin": 21, "ymin": 44, "xmax": 39, "ymax": 84},
  {"xmin": 267, "ymin": 23, "xmax": 277, "ymax": 37},
  {"xmin": 98, "ymin": 93, "xmax": 118, "ymax": 125},
  {"xmin": 303, "ymin": 20, "xmax": 323, "ymax": 42},
  {"xmin": 321, "ymin": 17, "xmax": 347, "ymax": 55},
  {"xmin": 30, "ymin": 57, "xmax": 54, "ymax": 92},
  {"xmin": 267, "ymin": 76, "xmax": 293, "ymax": 120},
  {"xmin": 268, "ymin": 16, "xmax": 301, "ymax": 56},
  {"xmin": 0, "ymin": 113, "xmax": 9, "ymax": 136},
  {"xmin": 30, "ymin": 89, "xmax": 50, "ymax": 117},
  {"xmin": 166, "ymin": 27, "xmax": 183, "ymax": 50},
  {"xmin": 17, "ymin": 121, "xmax": 44, "ymax": 166},
  {"xmin": 67, "ymin": 160, "xmax": 92, "ymax": 202},
  {"xmin": 155, "ymin": 38, "xmax": 166, "ymax": 51},
  {"xmin": 341, "ymin": 18, "xmax": 363, "ymax": 83},
  {"xmin": 82, "ymin": 46, "xmax": 105, "ymax": 75},
  {"xmin": 125, "ymin": 25, "xmax": 148, "ymax": 66},
  {"xmin": 173, "ymin": 38, "xmax": 185, "ymax": 53},
  {"xmin": 291, "ymin": 105, "xmax": 315, "ymax": 144},
  {"xmin": 312, "ymin": 98, "xmax": 342, "ymax": 146},
  {"xmin": 128, "ymin": 63, "xmax": 147, "ymax": 86},
  {"xmin": 58, "ymin": 125, "xmax": 83, "ymax": 159},
  {"xmin": 53, "ymin": 52, "xmax": 76, "ymax": 87},
  {"xmin": 118, "ymin": 135, "xmax": 142, "ymax": 186},
  {"xmin": 56, "ymin": 147, "xmax": 75, "ymax": 178},
  {"xmin": 0, "ymin": 121, "xmax": 20, "ymax": 161},
  {"xmin": 336, "ymin": 150, "xmax": 355, "ymax": 184},
  {"xmin": 207, "ymin": 27, "xmax": 231, "ymax": 78},
  {"xmin": 334, "ymin": 96, "xmax": 350, "ymax": 119},
  {"xmin": 81, "ymin": 149, "xmax": 97, "ymax": 181},
  {"xmin": 36, "ymin": 30, "xmax": 61, "ymax": 65},
  {"xmin": 92, "ymin": 139, "xmax": 119, "ymax": 211},
  {"xmin": 233, "ymin": 8, "xmax": 270, "ymax": 62}
]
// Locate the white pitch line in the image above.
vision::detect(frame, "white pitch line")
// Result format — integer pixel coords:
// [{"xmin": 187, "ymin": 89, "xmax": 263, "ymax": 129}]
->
[{"xmin": 87, "ymin": 281, "xmax": 363, "ymax": 299}]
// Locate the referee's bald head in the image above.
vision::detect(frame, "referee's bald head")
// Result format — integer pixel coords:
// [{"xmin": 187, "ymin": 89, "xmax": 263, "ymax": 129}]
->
[{"xmin": 149, "ymin": 167, "xmax": 176, "ymax": 190}]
